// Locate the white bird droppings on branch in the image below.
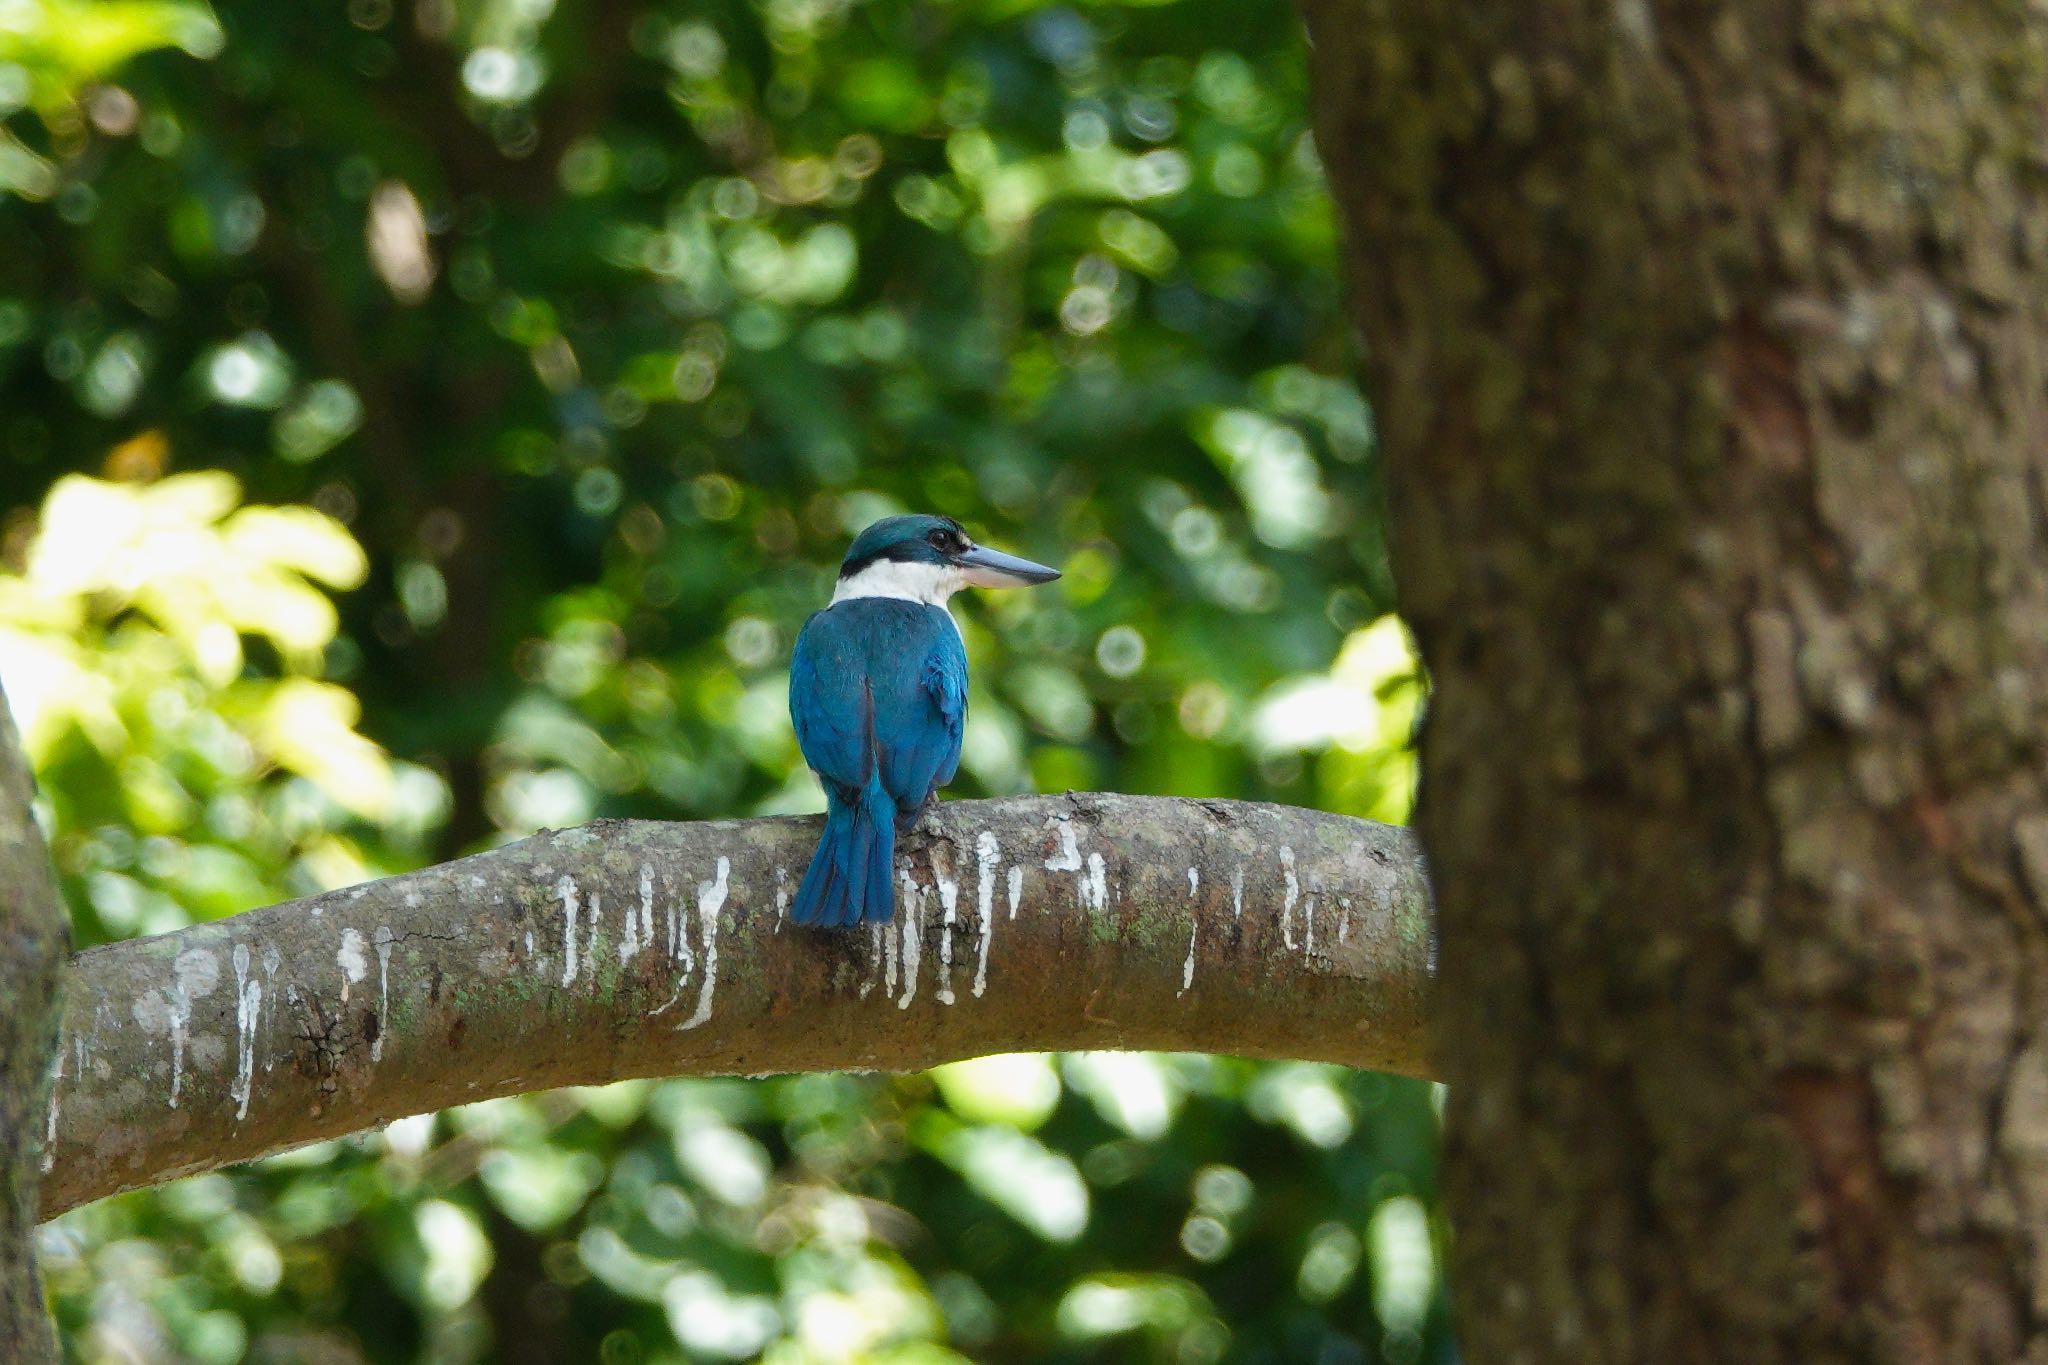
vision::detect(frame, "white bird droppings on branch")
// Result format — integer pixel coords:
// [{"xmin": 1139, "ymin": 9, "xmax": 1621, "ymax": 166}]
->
[
  {"xmin": 678, "ymin": 857, "xmax": 728, "ymax": 1031},
  {"xmin": 897, "ymin": 870, "xmax": 924, "ymax": 1010},
  {"xmin": 230, "ymin": 944, "xmax": 259, "ymax": 1119},
  {"xmin": 935, "ymin": 860, "xmax": 959, "ymax": 1007},
  {"xmin": 557, "ymin": 875, "xmax": 582, "ymax": 987},
  {"xmin": 337, "ymin": 929, "xmax": 367, "ymax": 1002},
  {"xmin": 372, "ymin": 926, "xmax": 396, "ymax": 1063},
  {"xmin": 974, "ymin": 830, "xmax": 1000, "ymax": 998},
  {"xmin": 1279, "ymin": 846, "xmax": 1300, "ymax": 949}
]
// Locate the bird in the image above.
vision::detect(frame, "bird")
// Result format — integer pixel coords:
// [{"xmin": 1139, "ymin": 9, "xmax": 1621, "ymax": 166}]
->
[{"xmin": 787, "ymin": 514, "xmax": 1060, "ymax": 927}]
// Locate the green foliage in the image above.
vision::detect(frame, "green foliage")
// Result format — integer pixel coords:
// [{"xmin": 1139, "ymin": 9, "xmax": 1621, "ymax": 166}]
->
[
  {"xmin": 0, "ymin": 0, "xmax": 220, "ymax": 112},
  {"xmin": 2, "ymin": 469, "xmax": 442, "ymax": 938},
  {"xmin": 0, "ymin": 0, "xmax": 1447, "ymax": 1359},
  {"xmin": 0, "ymin": 0, "xmax": 220, "ymax": 195}
]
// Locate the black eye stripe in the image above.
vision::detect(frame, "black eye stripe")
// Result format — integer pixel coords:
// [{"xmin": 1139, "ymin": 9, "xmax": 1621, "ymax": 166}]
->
[{"xmin": 843, "ymin": 526, "xmax": 967, "ymax": 577}]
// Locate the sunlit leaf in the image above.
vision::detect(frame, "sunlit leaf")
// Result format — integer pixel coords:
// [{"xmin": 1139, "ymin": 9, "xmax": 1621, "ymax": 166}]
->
[{"xmin": 0, "ymin": 0, "xmax": 221, "ymax": 113}]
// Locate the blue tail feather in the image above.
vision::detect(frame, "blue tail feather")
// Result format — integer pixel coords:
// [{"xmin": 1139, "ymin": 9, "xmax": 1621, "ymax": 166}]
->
[
  {"xmin": 862, "ymin": 800, "xmax": 895, "ymax": 926},
  {"xmin": 792, "ymin": 774, "xmax": 897, "ymax": 926}
]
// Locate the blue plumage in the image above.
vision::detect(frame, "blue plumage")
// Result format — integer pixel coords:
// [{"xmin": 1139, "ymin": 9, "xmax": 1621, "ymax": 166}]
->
[
  {"xmin": 788, "ymin": 600, "xmax": 965, "ymax": 926},
  {"xmin": 788, "ymin": 515, "xmax": 1058, "ymax": 927}
]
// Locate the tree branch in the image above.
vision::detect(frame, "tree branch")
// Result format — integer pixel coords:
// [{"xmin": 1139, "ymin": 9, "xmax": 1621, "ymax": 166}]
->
[
  {"xmin": 39, "ymin": 794, "xmax": 1432, "ymax": 1220},
  {"xmin": 1, "ymin": 685, "xmax": 68, "ymax": 1364}
]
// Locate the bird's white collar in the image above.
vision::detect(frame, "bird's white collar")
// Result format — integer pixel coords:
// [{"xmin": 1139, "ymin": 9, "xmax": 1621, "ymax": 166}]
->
[{"xmin": 831, "ymin": 559, "xmax": 967, "ymax": 607}]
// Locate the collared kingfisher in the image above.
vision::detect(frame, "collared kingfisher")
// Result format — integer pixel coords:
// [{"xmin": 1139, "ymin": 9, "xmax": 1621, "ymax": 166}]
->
[{"xmin": 788, "ymin": 514, "xmax": 1060, "ymax": 927}]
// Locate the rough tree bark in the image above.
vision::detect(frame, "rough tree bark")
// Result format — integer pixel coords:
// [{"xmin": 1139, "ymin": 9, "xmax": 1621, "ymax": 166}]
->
[
  {"xmin": 39, "ymin": 794, "xmax": 1432, "ymax": 1220},
  {"xmin": 0, "ymin": 686, "xmax": 67, "ymax": 1365},
  {"xmin": 1302, "ymin": 2, "xmax": 2048, "ymax": 1361}
]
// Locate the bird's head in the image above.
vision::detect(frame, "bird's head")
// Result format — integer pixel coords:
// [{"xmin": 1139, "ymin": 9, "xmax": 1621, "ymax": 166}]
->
[{"xmin": 833, "ymin": 514, "xmax": 1060, "ymax": 606}]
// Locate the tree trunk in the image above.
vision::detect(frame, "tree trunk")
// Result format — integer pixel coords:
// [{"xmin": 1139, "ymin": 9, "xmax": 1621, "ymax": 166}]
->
[
  {"xmin": 1301, "ymin": 2, "xmax": 2048, "ymax": 1360},
  {"xmin": 0, "ymin": 686, "xmax": 67, "ymax": 1365}
]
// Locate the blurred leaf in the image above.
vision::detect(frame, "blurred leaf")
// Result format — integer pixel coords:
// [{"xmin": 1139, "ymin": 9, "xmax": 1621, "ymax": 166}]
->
[{"xmin": 0, "ymin": 0, "xmax": 221, "ymax": 113}]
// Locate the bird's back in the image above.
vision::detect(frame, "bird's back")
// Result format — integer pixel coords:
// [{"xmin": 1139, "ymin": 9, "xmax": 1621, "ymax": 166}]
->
[{"xmin": 791, "ymin": 598, "xmax": 966, "ymax": 809}]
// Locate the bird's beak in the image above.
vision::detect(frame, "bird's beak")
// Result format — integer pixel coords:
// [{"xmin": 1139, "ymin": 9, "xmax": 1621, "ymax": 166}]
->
[{"xmin": 955, "ymin": 544, "xmax": 1061, "ymax": 588}]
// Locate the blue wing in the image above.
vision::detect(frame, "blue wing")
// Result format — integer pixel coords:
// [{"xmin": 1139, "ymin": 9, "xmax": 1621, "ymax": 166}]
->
[
  {"xmin": 881, "ymin": 622, "xmax": 965, "ymax": 811},
  {"xmin": 789, "ymin": 609, "xmax": 875, "ymax": 795},
  {"xmin": 925, "ymin": 642, "xmax": 966, "ymax": 790}
]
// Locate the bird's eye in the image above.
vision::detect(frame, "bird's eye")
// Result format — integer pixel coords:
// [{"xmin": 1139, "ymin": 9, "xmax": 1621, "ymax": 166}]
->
[{"xmin": 928, "ymin": 529, "xmax": 960, "ymax": 552}]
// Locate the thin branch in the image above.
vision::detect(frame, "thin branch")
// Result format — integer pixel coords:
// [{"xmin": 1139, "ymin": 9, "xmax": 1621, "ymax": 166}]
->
[
  {"xmin": 39, "ymin": 794, "xmax": 1433, "ymax": 1220},
  {"xmin": 1, "ymin": 684, "xmax": 68, "ymax": 1364}
]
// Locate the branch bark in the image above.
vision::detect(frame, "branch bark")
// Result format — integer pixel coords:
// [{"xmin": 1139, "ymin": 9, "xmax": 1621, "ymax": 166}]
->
[
  {"xmin": 40, "ymin": 794, "xmax": 1432, "ymax": 1220},
  {"xmin": 1, "ymin": 685, "xmax": 67, "ymax": 1365}
]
